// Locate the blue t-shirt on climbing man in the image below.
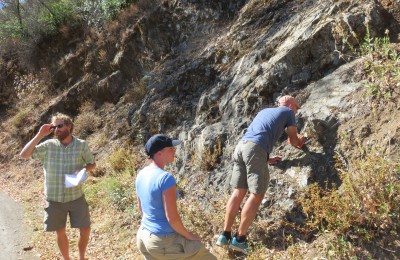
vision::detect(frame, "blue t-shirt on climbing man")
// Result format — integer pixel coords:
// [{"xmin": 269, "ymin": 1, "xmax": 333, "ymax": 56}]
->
[
  {"xmin": 242, "ymin": 106, "xmax": 296, "ymax": 153},
  {"xmin": 135, "ymin": 165, "xmax": 177, "ymax": 235}
]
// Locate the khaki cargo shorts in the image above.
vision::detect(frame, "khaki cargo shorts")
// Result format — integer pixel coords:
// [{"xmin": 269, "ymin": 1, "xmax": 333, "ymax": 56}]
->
[
  {"xmin": 44, "ymin": 195, "xmax": 91, "ymax": 231},
  {"xmin": 230, "ymin": 140, "xmax": 270, "ymax": 194}
]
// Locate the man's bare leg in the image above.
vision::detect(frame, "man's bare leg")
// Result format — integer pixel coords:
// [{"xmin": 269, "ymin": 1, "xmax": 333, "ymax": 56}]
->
[
  {"xmin": 56, "ymin": 228, "xmax": 70, "ymax": 260},
  {"xmin": 238, "ymin": 193, "xmax": 264, "ymax": 236},
  {"xmin": 78, "ymin": 226, "xmax": 90, "ymax": 260},
  {"xmin": 223, "ymin": 188, "xmax": 247, "ymax": 232}
]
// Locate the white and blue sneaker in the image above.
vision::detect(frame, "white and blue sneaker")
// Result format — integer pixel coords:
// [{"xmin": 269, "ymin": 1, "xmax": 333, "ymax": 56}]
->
[
  {"xmin": 216, "ymin": 234, "xmax": 229, "ymax": 247},
  {"xmin": 229, "ymin": 236, "xmax": 249, "ymax": 254}
]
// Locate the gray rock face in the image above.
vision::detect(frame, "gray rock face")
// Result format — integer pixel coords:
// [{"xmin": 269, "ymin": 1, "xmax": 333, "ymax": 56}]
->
[
  {"xmin": 17, "ymin": 0, "xmax": 398, "ymax": 225},
  {"xmin": 125, "ymin": 0, "xmax": 399, "ymax": 222}
]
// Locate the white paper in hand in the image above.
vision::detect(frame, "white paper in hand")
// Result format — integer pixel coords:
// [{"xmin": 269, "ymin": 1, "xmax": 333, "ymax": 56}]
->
[{"xmin": 65, "ymin": 168, "xmax": 87, "ymax": 188}]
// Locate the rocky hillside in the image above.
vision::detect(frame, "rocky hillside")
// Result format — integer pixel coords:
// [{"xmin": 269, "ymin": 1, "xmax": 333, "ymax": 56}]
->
[{"xmin": 0, "ymin": 0, "xmax": 399, "ymax": 259}]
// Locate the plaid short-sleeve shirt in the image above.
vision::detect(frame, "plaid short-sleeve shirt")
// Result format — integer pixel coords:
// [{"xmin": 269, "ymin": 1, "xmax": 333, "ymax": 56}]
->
[{"xmin": 33, "ymin": 136, "xmax": 95, "ymax": 203}]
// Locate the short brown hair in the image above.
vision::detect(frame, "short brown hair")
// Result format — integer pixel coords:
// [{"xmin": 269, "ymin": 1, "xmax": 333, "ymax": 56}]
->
[{"xmin": 51, "ymin": 113, "xmax": 74, "ymax": 133}]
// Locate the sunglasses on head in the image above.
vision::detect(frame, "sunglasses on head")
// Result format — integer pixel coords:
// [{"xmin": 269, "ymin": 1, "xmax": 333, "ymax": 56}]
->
[{"xmin": 50, "ymin": 124, "xmax": 65, "ymax": 130}]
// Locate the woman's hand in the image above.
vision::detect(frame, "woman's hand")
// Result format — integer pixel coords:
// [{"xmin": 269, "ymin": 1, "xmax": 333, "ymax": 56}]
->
[{"xmin": 186, "ymin": 232, "xmax": 201, "ymax": 241}]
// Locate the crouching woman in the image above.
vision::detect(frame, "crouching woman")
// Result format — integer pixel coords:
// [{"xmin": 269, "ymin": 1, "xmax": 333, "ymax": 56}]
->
[{"xmin": 135, "ymin": 134, "xmax": 216, "ymax": 260}]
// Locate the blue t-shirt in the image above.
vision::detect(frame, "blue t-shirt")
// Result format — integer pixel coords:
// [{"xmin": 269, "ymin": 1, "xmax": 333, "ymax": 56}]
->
[
  {"xmin": 242, "ymin": 106, "xmax": 296, "ymax": 153},
  {"xmin": 135, "ymin": 165, "xmax": 177, "ymax": 235}
]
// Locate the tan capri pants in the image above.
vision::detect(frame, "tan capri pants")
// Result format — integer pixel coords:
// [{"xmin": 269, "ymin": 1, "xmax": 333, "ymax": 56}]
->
[{"xmin": 136, "ymin": 226, "xmax": 216, "ymax": 260}]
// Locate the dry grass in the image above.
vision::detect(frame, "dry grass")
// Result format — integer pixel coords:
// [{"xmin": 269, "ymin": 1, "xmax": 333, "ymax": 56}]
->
[
  {"xmin": 87, "ymin": 131, "xmax": 109, "ymax": 152},
  {"xmin": 106, "ymin": 146, "xmax": 141, "ymax": 174},
  {"xmin": 189, "ymin": 137, "xmax": 224, "ymax": 172},
  {"xmin": 73, "ymin": 101, "xmax": 102, "ymax": 139},
  {"xmin": 299, "ymin": 145, "xmax": 400, "ymax": 241},
  {"xmin": 7, "ymin": 71, "xmax": 51, "ymax": 133},
  {"xmin": 123, "ymin": 77, "xmax": 148, "ymax": 104},
  {"xmin": 179, "ymin": 191, "xmax": 227, "ymax": 239},
  {"xmin": 272, "ymin": 233, "xmax": 356, "ymax": 260}
]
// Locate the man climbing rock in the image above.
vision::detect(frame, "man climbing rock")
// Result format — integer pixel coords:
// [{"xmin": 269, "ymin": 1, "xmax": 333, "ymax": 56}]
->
[{"xmin": 216, "ymin": 95, "xmax": 305, "ymax": 254}]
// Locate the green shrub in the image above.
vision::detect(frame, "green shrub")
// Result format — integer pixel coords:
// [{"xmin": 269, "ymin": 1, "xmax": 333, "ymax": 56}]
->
[
  {"xmin": 299, "ymin": 146, "xmax": 400, "ymax": 240},
  {"xmin": 358, "ymin": 29, "xmax": 399, "ymax": 100},
  {"xmin": 107, "ymin": 147, "xmax": 139, "ymax": 175},
  {"xmin": 85, "ymin": 171, "xmax": 134, "ymax": 211},
  {"xmin": 36, "ymin": 0, "xmax": 77, "ymax": 34},
  {"xmin": 104, "ymin": 175, "xmax": 134, "ymax": 211},
  {"xmin": 79, "ymin": 0, "xmax": 136, "ymax": 28},
  {"xmin": 0, "ymin": 0, "xmax": 136, "ymax": 44},
  {"xmin": 0, "ymin": 0, "xmax": 81, "ymax": 41},
  {"xmin": 0, "ymin": 17, "xmax": 26, "ymax": 39}
]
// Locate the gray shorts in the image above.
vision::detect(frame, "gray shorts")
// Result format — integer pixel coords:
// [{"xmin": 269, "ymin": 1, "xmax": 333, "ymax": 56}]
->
[
  {"xmin": 230, "ymin": 140, "xmax": 270, "ymax": 194},
  {"xmin": 44, "ymin": 195, "xmax": 91, "ymax": 231}
]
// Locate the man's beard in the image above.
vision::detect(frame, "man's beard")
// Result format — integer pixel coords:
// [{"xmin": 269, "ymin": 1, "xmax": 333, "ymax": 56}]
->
[{"xmin": 55, "ymin": 130, "xmax": 70, "ymax": 142}]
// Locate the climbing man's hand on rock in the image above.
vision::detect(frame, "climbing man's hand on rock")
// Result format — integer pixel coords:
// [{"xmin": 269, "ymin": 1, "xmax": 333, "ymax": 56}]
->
[
  {"xmin": 287, "ymin": 134, "xmax": 306, "ymax": 149},
  {"xmin": 268, "ymin": 155, "xmax": 282, "ymax": 165}
]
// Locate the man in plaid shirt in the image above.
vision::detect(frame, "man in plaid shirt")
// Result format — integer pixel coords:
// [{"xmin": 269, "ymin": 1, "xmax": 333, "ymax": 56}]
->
[{"xmin": 20, "ymin": 113, "xmax": 96, "ymax": 260}]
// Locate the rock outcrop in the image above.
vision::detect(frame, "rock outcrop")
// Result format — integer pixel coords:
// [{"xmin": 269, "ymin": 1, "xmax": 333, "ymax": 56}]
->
[{"xmin": 125, "ymin": 0, "xmax": 399, "ymax": 221}]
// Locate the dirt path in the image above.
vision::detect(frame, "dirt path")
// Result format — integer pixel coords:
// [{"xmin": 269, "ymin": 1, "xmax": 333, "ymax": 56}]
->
[{"xmin": 0, "ymin": 191, "xmax": 38, "ymax": 260}]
